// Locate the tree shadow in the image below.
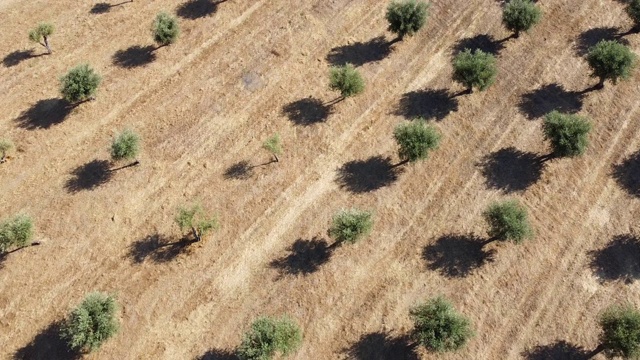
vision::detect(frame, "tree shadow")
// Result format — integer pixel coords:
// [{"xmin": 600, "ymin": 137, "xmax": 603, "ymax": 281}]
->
[
  {"xmin": 344, "ymin": 331, "xmax": 418, "ymax": 360},
  {"xmin": 518, "ymin": 84, "xmax": 584, "ymax": 120},
  {"xmin": 575, "ymin": 27, "xmax": 628, "ymax": 56},
  {"xmin": 452, "ymin": 34, "xmax": 506, "ymax": 56},
  {"xmin": 127, "ymin": 233, "xmax": 195, "ymax": 264},
  {"xmin": 270, "ymin": 237, "xmax": 333, "ymax": 277},
  {"xmin": 521, "ymin": 340, "xmax": 591, "ymax": 360},
  {"xmin": 13, "ymin": 321, "xmax": 80, "ymax": 360},
  {"xmin": 422, "ymin": 234, "xmax": 496, "ymax": 278},
  {"xmin": 282, "ymin": 97, "xmax": 333, "ymax": 126},
  {"xmin": 15, "ymin": 99, "xmax": 75, "ymax": 130},
  {"xmin": 394, "ymin": 89, "xmax": 459, "ymax": 121},
  {"xmin": 336, "ymin": 156, "xmax": 403, "ymax": 194},
  {"xmin": 196, "ymin": 348, "xmax": 238, "ymax": 360},
  {"xmin": 3, "ymin": 49, "xmax": 46, "ymax": 68},
  {"xmin": 112, "ymin": 45, "xmax": 157, "ymax": 68},
  {"xmin": 612, "ymin": 149, "xmax": 640, "ymax": 198},
  {"xmin": 64, "ymin": 160, "xmax": 113, "ymax": 193},
  {"xmin": 90, "ymin": 1, "xmax": 132, "ymax": 14},
  {"xmin": 326, "ymin": 36, "xmax": 394, "ymax": 67},
  {"xmin": 589, "ymin": 234, "xmax": 640, "ymax": 284},
  {"xmin": 223, "ymin": 160, "xmax": 254, "ymax": 180},
  {"xmin": 176, "ymin": 0, "xmax": 226, "ymax": 19},
  {"xmin": 478, "ymin": 147, "xmax": 545, "ymax": 193}
]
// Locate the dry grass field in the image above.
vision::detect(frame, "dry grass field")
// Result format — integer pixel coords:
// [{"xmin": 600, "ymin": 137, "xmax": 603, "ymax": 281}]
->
[{"xmin": 2, "ymin": 0, "xmax": 640, "ymax": 359}]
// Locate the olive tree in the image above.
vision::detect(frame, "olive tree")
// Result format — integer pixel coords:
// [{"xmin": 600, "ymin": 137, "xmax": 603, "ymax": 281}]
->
[
  {"xmin": 328, "ymin": 209, "xmax": 373, "ymax": 245},
  {"xmin": 627, "ymin": 0, "xmax": 640, "ymax": 32},
  {"xmin": 0, "ymin": 215, "xmax": 34, "ymax": 253},
  {"xmin": 29, "ymin": 23, "xmax": 54, "ymax": 54},
  {"xmin": 502, "ymin": 0, "xmax": 541, "ymax": 39},
  {"xmin": 410, "ymin": 296, "xmax": 474, "ymax": 352},
  {"xmin": 60, "ymin": 292, "xmax": 118, "ymax": 353},
  {"xmin": 175, "ymin": 204, "xmax": 219, "ymax": 242},
  {"xmin": 60, "ymin": 64, "xmax": 101, "ymax": 104},
  {"xmin": 483, "ymin": 199, "xmax": 533, "ymax": 244},
  {"xmin": 263, "ymin": 134, "xmax": 282, "ymax": 163},
  {"xmin": 111, "ymin": 129, "xmax": 141, "ymax": 167},
  {"xmin": 452, "ymin": 49, "xmax": 497, "ymax": 93},
  {"xmin": 393, "ymin": 119, "xmax": 441, "ymax": 165},
  {"xmin": 152, "ymin": 12, "xmax": 180, "ymax": 47},
  {"xmin": 594, "ymin": 305, "xmax": 640, "ymax": 358},
  {"xmin": 0, "ymin": 139, "xmax": 13, "ymax": 163},
  {"xmin": 587, "ymin": 40, "xmax": 636, "ymax": 88},
  {"xmin": 329, "ymin": 64, "xmax": 365, "ymax": 101},
  {"xmin": 385, "ymin": 0, "xmax": 430, "ymax": 40},
  {"xmin": 236, "ymin": 316, "xmax": 303, "ymax": 360},
  {"xmin": 542, "ymin": 111, "xmax": 591, "ymax": 159}
]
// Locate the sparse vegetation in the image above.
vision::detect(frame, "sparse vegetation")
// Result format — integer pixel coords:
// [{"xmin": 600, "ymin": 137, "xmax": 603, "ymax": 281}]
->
[
  {"xmin": 502, "ymin": 0, "xmax": 541, "ymax": 38},
  {"xmin": 111, "ymin": 129, "xmax": 141, "ymax": 165},
  {"xmin": 410, "ymin": 296, "xmax": 474, "ymax": 352},
  {"xmin": 28, "ymin": 23, "xmax": 54, "ymax": 54},
  {"xmin": 0, "ymin": 139, "xmax": 13, "ymax": 163},
  {"xmin": 452, "ymin": 49, "xmax": 497, "ymax": 93},
  {"xmin": 175, "ymin": 204, "xmax": 219, "ymax": 242},
  {"xmin": 263, "ymin": 134, "xmax": 282, "ymax": 163},
  {"xmin": 385, "ymin": 0, "xmax": 430, "ymax": 40},
  {"xmin": 393, "ymin": 119, "xmax": 441, "ymax": 165},
  {"xmin": 59, "ymin": 64, "xmax": 102, "ymax": 104},
  {"xmin": 483, "ymin": 200, "xmax": 533, "ymax": 244},
  {"xmin": 329, "ymin": 64, "xmax": 365, "ymax": 100},
  {"xmin": 586, "ymin": 40, "xmax": 636, "ymax": 88},
  {"xmin": 60, "ymin": 292, "xmax": 119, "ymax": 353},
  {"xmin": 152, "ymin": 12, "xmax": 179, "ymax": 47},
  {"xmin": 542, "ymin": 111, "xmax": 591, "ymax": 158},
  {"xmin": 597, "ymin": 305, "xmax": 640, "ymax": 359},
  {"xmin": 236, "ymin": 316, "xmax": 303, "ymax": 360},
  {"xmin": 328, "ymin": 209, "xmax": 373, "ymax": 245},
  {"xmin": 0, "ymin": 215, "xmax": 34, "ymax": 253}
]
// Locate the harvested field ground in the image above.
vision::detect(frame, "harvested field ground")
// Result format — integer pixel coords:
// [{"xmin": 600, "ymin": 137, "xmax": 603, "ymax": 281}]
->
[{"xmin": 2, "ymin": 0, "xmax": 640, "ymax": 359}]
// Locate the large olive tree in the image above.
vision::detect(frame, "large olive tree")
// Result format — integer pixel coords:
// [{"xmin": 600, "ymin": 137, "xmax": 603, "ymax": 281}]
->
[{"xmin": 385, "ymin": 0, "xmax": 430, "ymax": 40}]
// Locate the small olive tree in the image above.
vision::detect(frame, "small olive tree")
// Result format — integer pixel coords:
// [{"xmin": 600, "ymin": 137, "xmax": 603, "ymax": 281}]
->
[
  {"xmin": 236, "ymin": 316, "xmax": 303, "ymax": 360},
  {"xmin": 452, "ymin": 49, "xmax": 497, "ymax": 93},
  {"xmin": 153, "ymin": 12, "xmax": 180, "ymax": 47},
  {"xmin": 329, "ymin": 64, "xmax": 365, "ymax": 101},
  {"xmin": 393, "ymin": 119, "xmax": 441, "ymax": 165},
  {"xmin": 410, "ymin": 296, "xmax": 474, "ymax": 352},
  {"xmin": 502, "ymin": 0, "xmax": 541, "ymax": 38},
  {"xmin": 385, "ymin": 0, "xmax": 430, "ymax": 40},
  {"xmin": 111, "ymin": 129, "xmax": 141, "ymax": 167},
  {"xmin": 483, "ymin": 199, "xmax": 533, "ymax": 244},
  {"xmin": 328, "ymin": 209, "xmax": 373, "ymax": 245},
  {"xmin": 586, "ymin": 40, "xmax": 636, "ymax": 88},
  {"xmin": 263, "ymin": 134, "xmax": 282, "ymax": 163},
  {"xmin": 0, "ymin": 139, "xmax": 13, "ymax": 163},
  {"xmin": 595, "ymin": 305, "xmax": 640, "ymax": 358},
  {"xmin": 29, "ymin": 23, "xmax": 54, "ymax": 54},
  {"xmin": 175, "ymin": 204, "xmax": 219, "ymax": 242},
  {"xmin": 60, "ymin": 64, "xmax": 102, "ymax": 104},
  {"xmin": 60, "ymin": 292, "xmax": 119, "ymax": 353},
  {"xmin": 0, "ymin": 215, "xmax": 34, "ymax": 253},
  {"xmin": 627, "ymin": 0, "xmax": 640, "ymax": 32},
  {"xmin": 542, "ymin": 111, "xmax": 591, "ymax": 159}
]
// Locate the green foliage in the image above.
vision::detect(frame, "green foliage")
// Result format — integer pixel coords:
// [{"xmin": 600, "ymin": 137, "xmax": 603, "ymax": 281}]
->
[
  {"xmin": 587, "ymin": 40, "xmax": 636, "ymax": 85},
  {"xmin": 393, "ymin": 119, "xmax": 441, "ymax": 163},
  {"xmin": 410, "ymin": 296, "xmax": 474, "ymax": 352},
  {"xmin": 385, "ymin": 0, "xmax": 430, "ymax": 39},
  {"xmin": 502, "ymin": 0, "xmax": 541, "ymax": 36},
  {"xmin": 28, "ymin": 23, "xmax": 54, "ymax": 44},
  {"xmin": 452, "ymin": 49, "xmax": 497, "ymax": 92},
  {"xmin": 263, "ymin": 134, "xmax": 282, "ymax": 156},
  {"xmin": 627, "ymin": 0, "xmax": 640, "ymax": 28},
  {"xmin": 60, "ymin": 292, "xmax": 118, "ymax": 353},
  {"xmin": 152, "ymin": 12, "xmax": 180, "ymax": 46},
  {"xmin": 0, "ymin": 215, "xmax": 34, "ymax": 253},
  {"xmin": 175, "ymin": 204, "xmax": 219, "ymax": 240},
  {"xmin": 599, "ymin": 305, "xmax": 640, "ymax": 359},
  {"xmin": 59, "ymin": 64, "xmax": 101, "ymax": 103},
  {"xmin": 543, "ymin": 111, "xmax": 591, "ymax": 158},
  {"xmin": 483, "ymin": 199, "xmax": 533, "ymax": 243},
  {"xmin": 328, "ymin": 209, "xmax": 373, "ymax": 245},
  {"xmin": 236, "ymin": 316, "xmax": 303, "ymax": 360},
  {"xmin": 111, "ymin": 129, "xmax": 141, "ymax": 162},
  {"xmin": 329, "ymin": 64, "xmax": 365, "ymax": 98},
  {"xmin": 0, "ymin": 139, "xmax": 13, "ymax": 156}
]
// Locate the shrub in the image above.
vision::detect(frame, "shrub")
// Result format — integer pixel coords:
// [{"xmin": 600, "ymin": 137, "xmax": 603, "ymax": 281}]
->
[
  {"xmin": 452, "ymin": 49, "xmax": 497, "ymax": 93},
  {"xmin": 385, "ymin": 0, "xmax": 430, "ymax": 39},
  {"xmin": 236, "ymin": 316, "xmax": 303, "ymax": 360},
  {"xmin": 328, "ymin": 209, "xmax": 373, "ymax": 245},
  {"xmin": 111, "ymin": 129, "xmax": 141, "ymax": 162},
  {"xmin": 263, "ymin": 134, "xmax": 282, "ymax": 163},
  {"xmin": 542, "ymin": 111, "xmax": 591, "ymax": 158},
  {"xmin": 59, "ymin": 64, "xmax": 101, "ymax": 104},
  {"xmin": 411, "ymin": 296, "xmax": 474, "ymax": 352},
  {"xmin": 502, "ymin": 0, "xmax": 541, "ymax": 38},
  {"xmin": 329, "ymin": 64, "xmax": 365, "ymax": 99},
  {"xmin": 152, "ymin": 12, "xmax": 180, "ymax": 46},
  {"xmin": 483, "ymin": 199, "xmax": 533, "ymax": 243},
  {"xmin": 28, "ymin": 23, "xmax": 54, "ymax": 54},
  {"xmin": 0, "ymin": 139, "xmax": 13, "ymax": 162},
  {"xmin": 60, "ymin": 292, "xmax": 118, "ymax": 353},
  {"xmin": 393, "ymin": 119, "xmax": 441, "ymax": 164},
  {"xmin": 175, "ymin": 204, "xmax": 219, "ymax": 242},
  {"xmin": 587, "ymin": 40, "xmax": 636, "ymax": 87},
  {"xmin": 0, "ymin": 215, "xmax": 34, "ymax": 253},
  {"xmin": 627, "ymin": 0, "xmax": 640, "ymax": 31},
  {"xmin": 599, "ymin": 305, "xmax": 640, "ymax": 359}
]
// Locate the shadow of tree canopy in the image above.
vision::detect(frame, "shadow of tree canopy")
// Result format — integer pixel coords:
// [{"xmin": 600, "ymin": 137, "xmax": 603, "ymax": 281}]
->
[
  {"xmin": 13, "ymin": 321, "xmax": 80, "ymax": 360},
  {"xmin": 112, "ymin": 45, "xmax": 157, "ymax": 68},
  {"xmin": 521, "ymin": 340, "xmax": 592, "ymax": 360},
  {"xmin": 518, "ymin": 83, "xmax": 584, "ymax": 120},
  {"xmin": 127, "ymin": 233, "xmax": 195, "ymax": 264},
  {"xmin": 336, "ymin": 156, "xmax": 403, "ymax": 194},
  {"xmin": 575, "ymin": 27, "xmax": 628, "ymax": 56},
  {"xmin": 422, "ymin": 234, "xmax": 496, "ymax": 278},
  {"xmin": 394, "ymin": 89, "xmax": 459, "ymax": 121},
  {"xmin": 282, "ymin": 97, "xmax": 333, "ymax": 126},
  {"xmin": 612, "ymin": 149, "xmax": 640, "ymax": 198},
  {"xmin": 3, "ymin": 49, "xmax": 45, "ymax": 68},
  {"xmin": 270, "ymin": 237, "xmax": 333, "ymax": 277},
  {"xmin": 326, "ymin": 36, "xmax": 394, "ymax": 67},
  {"xmin": 223, "ymin": 160, "xmax": 254, "ymax": 180},
  {"xmin": 589, "ymin": 234, "xmax": 640, "ymax": 284},
  {"xmin": 344, "ymin": 332, "xmax": 418, "ymax": 360},
  {"xmin": 196, "ymin": 348, "xmax": 238, "ymax": 360},
  {"xmin": 15, "ymin": 99, "xmax": 75, "ymax": 130},
  {"xmin": 479, "ymin": 147, "xmax": 545, "ymax": 193},
  {"xmin": 64, "ymin": 160, "xmax": 112, "ymax": 193},
  {"xmin": 176, "ymin": 0, "xmax": 226, "ymax": 19},
  {"xmin": 452, "ymin": 34, "xmax": 506, "ymax": 56}
]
